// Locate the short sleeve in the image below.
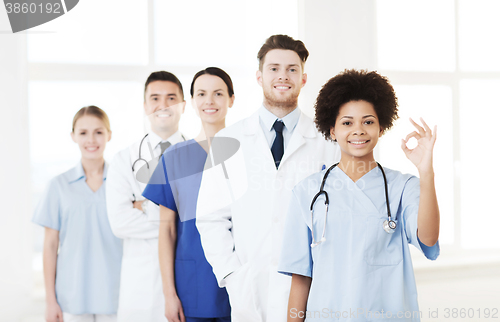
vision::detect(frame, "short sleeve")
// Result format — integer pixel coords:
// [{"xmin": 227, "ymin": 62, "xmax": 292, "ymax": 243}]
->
[
  {"xmin": 278, "ymin": 189, "xmax": 313, "ymax": 277},
  {"xmin": 401, "ymin": 176, "xmax": 440, "ymax": 260},
  {"xmin": 32, "ymin": 178, "xmax": 61, "ymax": 231},
  {"xmin": 142, "ymin": 154, "xmax": 177, "ymax": 212}
]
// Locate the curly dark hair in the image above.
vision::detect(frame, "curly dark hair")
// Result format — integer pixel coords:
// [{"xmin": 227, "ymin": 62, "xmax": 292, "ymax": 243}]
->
[{"xmin": 314, "ymin": 69, "xmax": 399, "ymax": 141}]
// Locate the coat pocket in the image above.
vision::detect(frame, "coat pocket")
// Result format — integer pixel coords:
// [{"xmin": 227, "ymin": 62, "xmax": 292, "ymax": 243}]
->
[
  {"xmin": 224, "ymin": 263, "xmax": 263, "ymax": 321},
  {"xmin": 175, "ymin": 259, "xmax": 198, "ymax": 309},
  {"xmin": 363, "ymin": 215, "xmax": 403, "ymax": 266}
]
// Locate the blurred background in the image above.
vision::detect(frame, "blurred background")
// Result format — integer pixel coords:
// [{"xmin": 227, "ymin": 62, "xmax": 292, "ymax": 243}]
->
[{"xmin": 1, "ymin": 0, "xmax": 499, "ymax": 321}]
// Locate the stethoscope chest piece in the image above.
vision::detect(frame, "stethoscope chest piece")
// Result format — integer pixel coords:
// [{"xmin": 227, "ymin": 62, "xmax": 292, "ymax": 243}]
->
[{"xmin": 383, "ymin": 218, "xmax": 397, "ymax": 234}]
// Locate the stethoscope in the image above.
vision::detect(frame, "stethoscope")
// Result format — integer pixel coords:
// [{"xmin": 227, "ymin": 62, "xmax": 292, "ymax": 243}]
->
[
  {"xmin": 131, "ymin": 133, "xmax": 186, "ymax": 172},
  {"xmin": 309, "ymin": 162, "xmax": 397, "ymax": 248}
]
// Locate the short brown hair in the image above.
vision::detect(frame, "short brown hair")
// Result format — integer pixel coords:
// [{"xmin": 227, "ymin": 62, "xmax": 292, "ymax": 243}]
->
[
  {"xmin": 257, "ymin": 34, "xmax": 309, "ymax": 71},
  {"xmin": 144, "ymin": 71, "xmax": 184, "ymax": 100},
  {"xmin": 72, "ymin": 105, "xmax": 111, "ymax": 133}
]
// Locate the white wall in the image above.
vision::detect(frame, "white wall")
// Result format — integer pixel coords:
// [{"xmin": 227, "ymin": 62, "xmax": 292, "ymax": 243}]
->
[
  {"xmin": 298, "ymin": 0, "xmax": 377, "ymax": 117},
  {"xmin": 0, "ymin": 10, "xmax": 33, "ymax": 322}
]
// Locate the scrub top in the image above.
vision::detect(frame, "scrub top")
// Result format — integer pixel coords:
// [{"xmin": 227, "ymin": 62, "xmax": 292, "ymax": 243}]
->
[
  {"xmin": 32, "ymin": 162, "xmax": 122, "ymax": 315},
  {"xmin": 278, "ymin": 166, "xmax": 440, "ymax": 322},
  {"xmin": 142, "ymin": 139, "xmax": 231, "ymax": 318}
]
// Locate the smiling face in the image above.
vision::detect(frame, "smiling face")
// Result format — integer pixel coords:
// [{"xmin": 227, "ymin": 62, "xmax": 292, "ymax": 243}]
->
[
  {"xmin": 144, "ymin": 80, "xmax": 185, "ymax": 135},
  {"xmin": 330, "ymin": 100, "xmax": 383, "ymax": 163},
  {"xmin": 257, "ymin": 49, "xmax": 307, "ymax": 110},
  {"xmin": 192, "ymin": 74, "xmax": 234, "ymax": 126},
  {"xmin": 71, "ymin": 115, "xmax": 111, "ymax": 160}
]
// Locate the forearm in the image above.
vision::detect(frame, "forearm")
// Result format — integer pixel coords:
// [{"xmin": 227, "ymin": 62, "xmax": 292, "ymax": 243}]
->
[
  {"xmin": 287, "ymin": 274, "xmax": 312, "ymax": 322},
  {"xmin": 158, "ymin": 208, "xmax": 178, "ymax": 298},
  {"xmin": 109, "ymin": 205, "xmax": 159, "ymax": 239},
  {"xmin": 417, "ymin": 170, "xmax": 440, "ymax": 246},
  {"xmin": 43, "ymin": 240, "xmax": 58, "ymax": 304},
  {"xmin": 107, "ymin": 156, "xmax": 159, "ymax": 239}
]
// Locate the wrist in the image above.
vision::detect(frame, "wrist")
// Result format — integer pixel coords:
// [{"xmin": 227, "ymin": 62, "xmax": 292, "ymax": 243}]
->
[
  {"xmin": 163, "ymin": 285, "xmax": 177, "ymax": 298},
  {"xmin": 418, "ymin": 168, "xmax": 435, "ymax": 179},
  {"xmin": 164, "ymin": 291, "xmax": 178, "ymax": 301},
  {"xmin": 46, "ymin": 296, "xmax": 58, "ymax": 305}
]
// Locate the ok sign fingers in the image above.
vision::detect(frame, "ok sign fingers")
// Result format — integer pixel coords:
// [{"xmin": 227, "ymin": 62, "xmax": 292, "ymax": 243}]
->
[{"xmin": 401, "ymin": 117, "xmax": 437, "ymax": 172}]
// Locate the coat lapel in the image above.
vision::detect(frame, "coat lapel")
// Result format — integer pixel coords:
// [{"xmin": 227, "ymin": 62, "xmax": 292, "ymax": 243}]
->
[
  {"xmin": 280, "ymin": 111, "xmax": 317, "ymax": 167},
  {"xmin": 243, "ymin": 110, "xmax": 277, "ymax": 172}
]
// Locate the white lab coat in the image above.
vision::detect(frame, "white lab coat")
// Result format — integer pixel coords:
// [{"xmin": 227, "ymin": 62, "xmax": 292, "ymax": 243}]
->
[
  {"xmin": 106, "ymin": 132, "xmax": 184, "ymax": 322},
  {"xmin": 196, "ymin": 110, "xmax": 340, "ymax": 322}
]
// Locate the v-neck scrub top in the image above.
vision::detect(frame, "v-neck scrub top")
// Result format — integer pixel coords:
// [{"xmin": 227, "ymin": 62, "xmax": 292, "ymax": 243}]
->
[
  {"xmin": 142, "ymin": 139, "xmax": 231, "ymax": 318},
  {"xmin": 278, "ymin": 166, "xmax": 440, "ymax": 322},
  {"xmin": 32, "ymin": 162, "xmax": 123, "ymax": 314}
]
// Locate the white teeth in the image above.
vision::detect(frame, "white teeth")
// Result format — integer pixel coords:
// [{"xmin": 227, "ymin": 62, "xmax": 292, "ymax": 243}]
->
[
  {"xmin": 204, "ymin": 109, "xmax": 217, "ymax": 112},
  {"xmin": 275, "ymin": 86, "xmax": 289, "ymax": 89},
  {"xmin": 350, "ymin": 141, "xmax": 367, "ymax": 144},
  {"xmin": 86, "ymin": 147, "xmax": 98, "ymax": 151}
]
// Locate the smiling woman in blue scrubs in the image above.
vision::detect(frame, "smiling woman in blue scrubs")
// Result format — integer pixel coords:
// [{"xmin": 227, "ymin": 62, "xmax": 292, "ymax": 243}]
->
[
  {"xmin": 143, "ymin": 67, "xmax": 234, "ymax": 322},
  {"xmin": 32, "ymin": 106, "xmax": 122, "ymax": 322},
  {"xmin": 279, "ymin": 70, "xmax": 440, "ymax": 322}
]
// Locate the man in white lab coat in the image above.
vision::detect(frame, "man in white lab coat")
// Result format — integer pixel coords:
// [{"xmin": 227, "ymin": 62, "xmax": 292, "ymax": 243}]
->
[
  {"xmin": 106, "ymin": 71, "xmax": 186, "ymax": 322},
  {"xmin": 196, "ymin": 35, "xmax": 340, "ymax": 322}
]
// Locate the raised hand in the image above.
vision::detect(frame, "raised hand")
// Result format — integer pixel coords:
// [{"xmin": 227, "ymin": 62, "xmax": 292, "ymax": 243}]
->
[{"xmin": 401, "ymin": 117, "xmax": 437, "ymax": 174}]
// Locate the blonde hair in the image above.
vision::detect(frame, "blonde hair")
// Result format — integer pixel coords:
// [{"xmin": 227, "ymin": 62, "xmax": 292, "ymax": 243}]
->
[{"xmin": 72, "ymin": 105, "xmax": 111, "ymax": 132}]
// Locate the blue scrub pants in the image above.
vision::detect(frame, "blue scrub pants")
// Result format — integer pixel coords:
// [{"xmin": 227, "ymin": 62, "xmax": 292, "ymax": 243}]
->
[{"xmin": 185, "ymin": 317, "xmax": 231, "ymax": 322}]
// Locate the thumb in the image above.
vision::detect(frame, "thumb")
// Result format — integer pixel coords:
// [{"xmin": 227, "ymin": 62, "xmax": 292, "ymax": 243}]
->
[{"xmin": 401, "ymin": 139, "xmax": 411, "ymax": 157}]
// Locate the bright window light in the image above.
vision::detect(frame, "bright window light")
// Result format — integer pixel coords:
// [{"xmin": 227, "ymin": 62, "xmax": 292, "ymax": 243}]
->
[
  {"xmin": 27, "ymin": 0, "xmax": 148, "ymax": 65},
  {"xmin": 458, "ymin": 0, "xmax": 500, "ymax": 71},
  {"xmin": 376, "ymin": 0, "xmax": 456, "ymax": 72},
  {"xmin": 377, "ymin": 85, "xmax": 454, "ymax": 245},
  {"xmin": 29, "ymin": 81, "xmax": 144, "ymax": 191},
  {"xmin": 154, "ymin": 0, "xmax": 299, "ymax": 68},
  {"xmin": 460, "ymin": 79, "xmax": 500, "ymax": 249}
]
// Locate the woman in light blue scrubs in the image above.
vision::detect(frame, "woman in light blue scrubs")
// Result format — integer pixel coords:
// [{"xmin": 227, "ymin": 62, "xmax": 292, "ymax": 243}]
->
[
  {"xmin": 279, "ymin": 70, "xmax": 440, "ymax": 322},
  {"xmin": 33, "ymin": 106, "xmax": 122, "ymax": 322},
  {"xmin": 143, "ymin": 67, "xmax": 234, "ymax": 322}
]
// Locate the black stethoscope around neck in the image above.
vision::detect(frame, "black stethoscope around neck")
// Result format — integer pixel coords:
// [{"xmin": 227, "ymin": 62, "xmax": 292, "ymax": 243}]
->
[
  {"xmin": 309, "ymin": 162, "xmax": 397, "ymax": 248},
  {"xmin": 131, "ymin": 133, "xmax": 186, "ymax": 172}
]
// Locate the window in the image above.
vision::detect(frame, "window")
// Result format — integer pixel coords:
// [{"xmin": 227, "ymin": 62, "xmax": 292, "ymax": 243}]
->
[
  {"xmin": 376, "ymin": 0, "xmax": 500, "ymax": 249},
  {"xmin": 27, "ymin": 0, "xmax": 299, "ymax": 271}
]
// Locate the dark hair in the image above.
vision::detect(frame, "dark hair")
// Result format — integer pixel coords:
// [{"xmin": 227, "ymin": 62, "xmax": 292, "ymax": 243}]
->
[
  {"xmin": 190, "ymin": 67, "xmax": 234, "ymax": 98},
  {"xmin": 144, "ymin": 71, "xmax": 184, "ymax": 100},
  {"xmin": 314, "ymin": 69, "xmax": 399, "ymax": 140},
  {"xmin": 257, "ymin": 34, "xmax": 309, "ymax": 71},
  {"xmin": 72, "ymin": 105, "xmax": 111, "ymax": 132}
]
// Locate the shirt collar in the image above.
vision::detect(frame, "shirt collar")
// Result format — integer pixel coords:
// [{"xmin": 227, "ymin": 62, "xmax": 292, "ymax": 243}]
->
[
  {"xmin": 259, "ymin": 104, "xmax": 301, "ymax": 133},
  {"xmin": 68, "ymin": 161, "xmax": 108, "ymax": 183},
  {"xmin": 148, "ymin": 130, "xmax": 184, "ymax": 149}
]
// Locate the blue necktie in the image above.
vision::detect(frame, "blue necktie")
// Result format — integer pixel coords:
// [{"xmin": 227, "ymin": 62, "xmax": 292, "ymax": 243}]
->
[{"xmin": 271, "ymin": 120, "xmax": 284, "ymax": 169}]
